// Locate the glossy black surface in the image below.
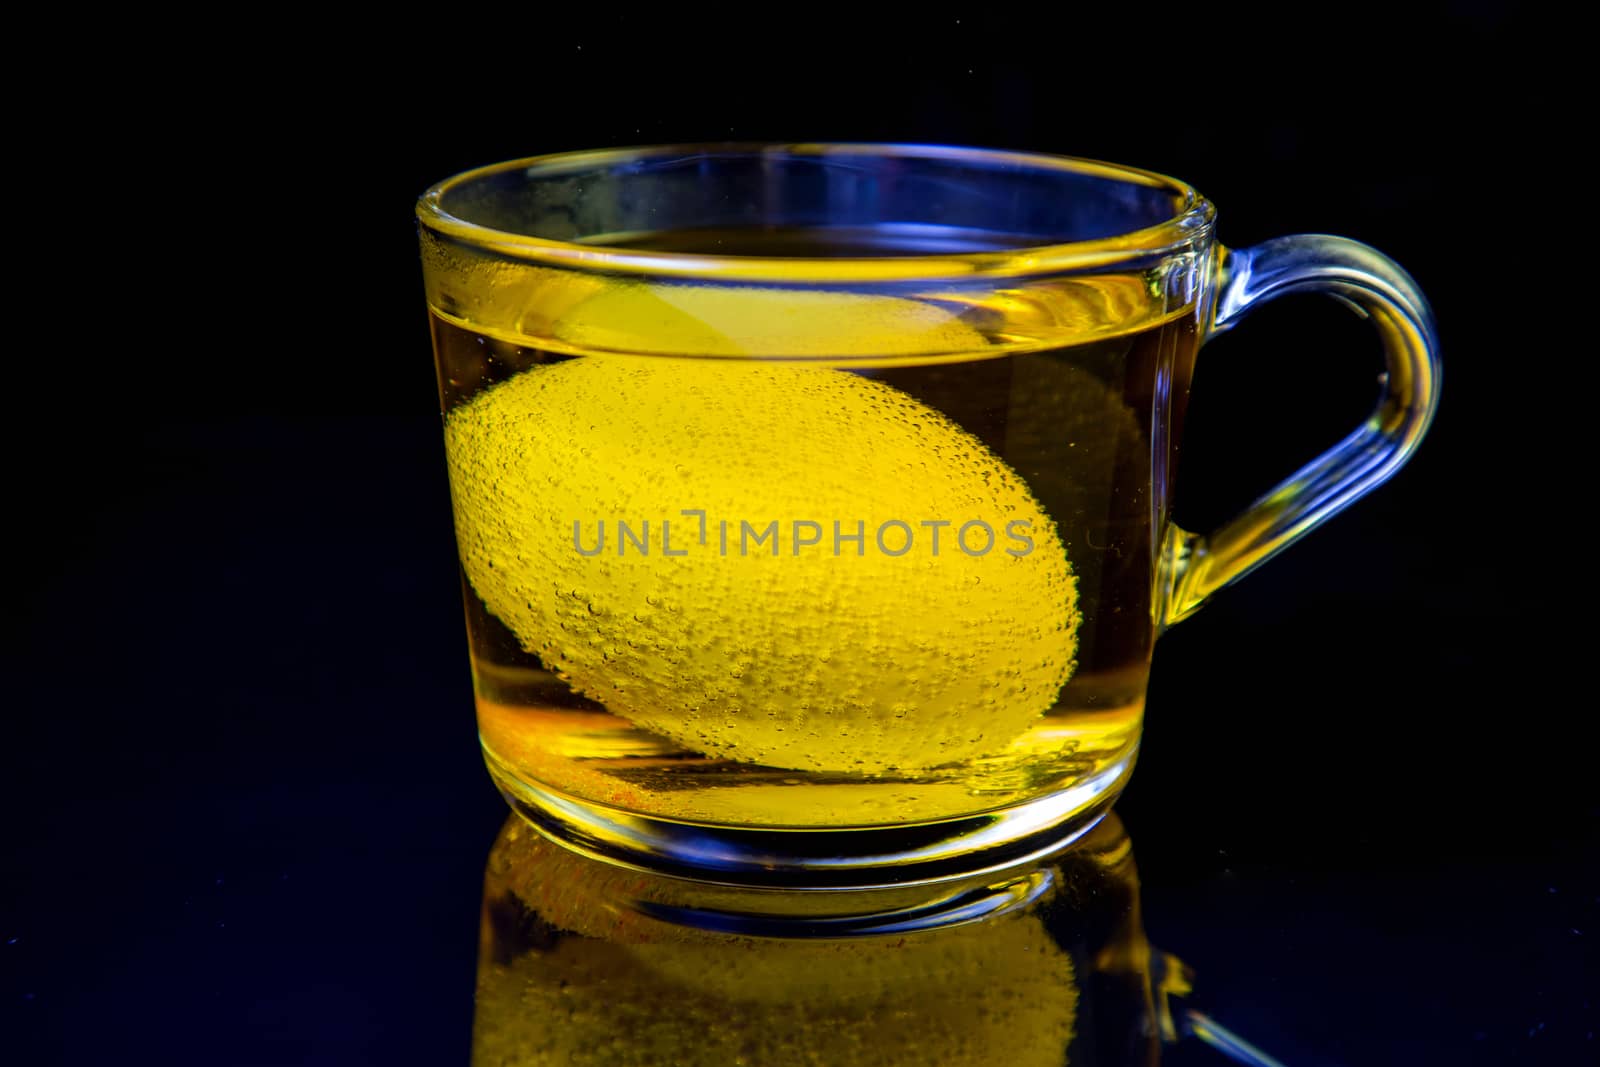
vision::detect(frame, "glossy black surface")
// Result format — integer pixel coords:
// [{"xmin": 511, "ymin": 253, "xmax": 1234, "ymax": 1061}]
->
[{"xmin": 6, "ymin": 9, "xmax": 1587, "ymax": 1064}]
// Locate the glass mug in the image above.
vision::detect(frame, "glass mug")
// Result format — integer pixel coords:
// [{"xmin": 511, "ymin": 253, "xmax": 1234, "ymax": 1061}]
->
[{"xmin": 418, "ymin": 144, "xmax": 1439, "ymax": 886}]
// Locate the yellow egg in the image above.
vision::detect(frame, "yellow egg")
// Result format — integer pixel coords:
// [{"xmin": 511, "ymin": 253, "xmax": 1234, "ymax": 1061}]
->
[{"xmin": 444, "ymin": 327, "xmax": 1078, "ymax": 774}]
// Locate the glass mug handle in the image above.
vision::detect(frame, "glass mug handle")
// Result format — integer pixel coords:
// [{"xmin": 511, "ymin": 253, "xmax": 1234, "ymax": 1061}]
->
[{"xmin": 1159, "ymin": 235, "xmax": 1442, "ymax": 627}]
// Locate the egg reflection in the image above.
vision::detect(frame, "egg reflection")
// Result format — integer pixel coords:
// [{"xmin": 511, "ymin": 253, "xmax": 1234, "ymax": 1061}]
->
[{"xmin": 472, "ymin": 813, "xmax": 1188, "ymax": 1066}]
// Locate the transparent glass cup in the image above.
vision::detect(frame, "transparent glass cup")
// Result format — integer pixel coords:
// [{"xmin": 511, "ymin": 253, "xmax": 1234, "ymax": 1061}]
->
[{"xmin": 418, "ymin": 144, "xmax": 1439, "ymax": 887}]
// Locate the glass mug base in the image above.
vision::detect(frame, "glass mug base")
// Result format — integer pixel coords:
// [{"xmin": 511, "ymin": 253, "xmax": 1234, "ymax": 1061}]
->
[{"xmin": 483, "ymin": 741, "xmax": 1137, "ymax": 888}]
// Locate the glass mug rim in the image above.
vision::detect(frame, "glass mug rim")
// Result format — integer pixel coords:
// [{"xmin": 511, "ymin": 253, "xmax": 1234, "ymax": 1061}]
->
[{"xmin": 416, "ymin": 142, "xmax": 1217, "ymax": 284}]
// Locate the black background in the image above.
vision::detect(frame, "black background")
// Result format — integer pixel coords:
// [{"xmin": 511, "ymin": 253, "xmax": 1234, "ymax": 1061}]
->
[{"xmin": 6, "ymin": 7, "xmax": 1590, "ymax": 1065}]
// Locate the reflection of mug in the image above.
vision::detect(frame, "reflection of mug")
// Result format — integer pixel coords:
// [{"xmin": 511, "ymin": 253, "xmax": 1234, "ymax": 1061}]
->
[
  {"xmin": 473, "ymin": 813, "xmax": 1192, "ymax": 1066},
  {"xmin": 419, "ymin": 144, "xmax": 1439, "ymax": 884}
]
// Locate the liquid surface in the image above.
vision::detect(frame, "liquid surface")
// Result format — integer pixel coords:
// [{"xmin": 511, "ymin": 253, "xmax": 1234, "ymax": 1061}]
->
[{"xmin": 432, "ymin": 228, "xmax": 1198, "ymax": 826}]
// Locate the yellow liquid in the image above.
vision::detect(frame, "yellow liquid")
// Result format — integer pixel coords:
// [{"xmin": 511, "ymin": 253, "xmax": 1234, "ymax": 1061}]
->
[{"xmin": 432, "ymin": 228, "xmax": 1199, "ymax": 827}]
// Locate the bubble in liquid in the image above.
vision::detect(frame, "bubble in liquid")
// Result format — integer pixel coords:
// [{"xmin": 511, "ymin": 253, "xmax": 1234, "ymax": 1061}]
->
[{"xmin": 445, "ymin": 343, "xmax": 1079, "ymax": 774}]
